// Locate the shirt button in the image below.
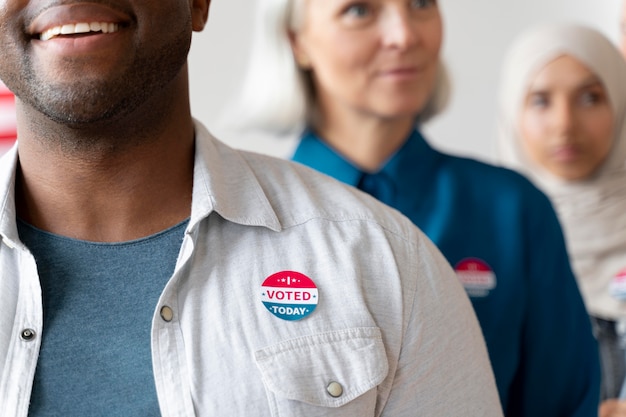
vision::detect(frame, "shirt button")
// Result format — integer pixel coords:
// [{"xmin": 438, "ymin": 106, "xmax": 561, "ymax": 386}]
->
[
  {"xmin": 20, "ymin": 329, "xmax": 36, "ymax": 342},
  {"xmin": 326, "ymin": 381, "xmax": 344, "ymax": 398},
  {"xmin": 160, "ymin": 306, "xmax": 174, "ymax": 322}
]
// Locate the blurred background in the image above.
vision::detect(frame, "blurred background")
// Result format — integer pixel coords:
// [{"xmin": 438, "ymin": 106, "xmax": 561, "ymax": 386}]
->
[
  {"xmin": 0, "ymin": 80, "xmax": 16, "ymax": 155},
  {"xmin": 0, "ymin": 0, "xmax": 622, "ymax": 160}
]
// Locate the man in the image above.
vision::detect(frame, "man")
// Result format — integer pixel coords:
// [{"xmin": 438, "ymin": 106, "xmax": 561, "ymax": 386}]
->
[{"xmin": 0, "ymin": 1, "xmax": 502, "ymax": 416}]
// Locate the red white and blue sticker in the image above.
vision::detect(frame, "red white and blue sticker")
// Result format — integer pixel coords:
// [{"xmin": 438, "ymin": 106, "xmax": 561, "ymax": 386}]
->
[
  {"xmin": 609, "ymin": 267, "xmax": 626, "ymax": 301},
  {"xmin": 455, "ymin": 258, "xmax": 497, "ymax": 298},
  {"xmin": 261, "ymin": 271, "xmax": 319, "ymax": 321}
]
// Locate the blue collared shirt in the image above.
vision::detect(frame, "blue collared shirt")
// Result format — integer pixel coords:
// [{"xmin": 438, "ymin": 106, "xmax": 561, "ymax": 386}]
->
[{"xmin": 293, "ymin": 129, "xmax": 601, "ymax": 416}]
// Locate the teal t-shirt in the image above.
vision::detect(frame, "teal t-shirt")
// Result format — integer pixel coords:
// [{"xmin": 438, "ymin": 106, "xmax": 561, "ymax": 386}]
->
[{"xmin": 18, "ymin": 219, "xmax": 189, "ymax": 417}]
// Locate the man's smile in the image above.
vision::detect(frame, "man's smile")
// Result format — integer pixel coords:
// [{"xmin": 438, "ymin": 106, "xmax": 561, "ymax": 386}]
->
[
  {"xmin": 39, "ymin": 22, "xmax": 120, "ymax": 41},
  {"xmin": 28, "ymin": 3, "xmax": 131, "ymax": 43}
]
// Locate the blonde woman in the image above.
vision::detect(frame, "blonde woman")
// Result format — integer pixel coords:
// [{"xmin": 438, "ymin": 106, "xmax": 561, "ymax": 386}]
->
[{"xmin": 230, "ymin": 0, "xmax": 601, "ymax": 414}]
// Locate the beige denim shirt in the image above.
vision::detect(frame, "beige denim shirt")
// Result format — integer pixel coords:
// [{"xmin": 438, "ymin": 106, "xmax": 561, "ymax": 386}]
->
[{"xmin": 0, "ymin": 121, "xmax": 502, "ymax": 417}]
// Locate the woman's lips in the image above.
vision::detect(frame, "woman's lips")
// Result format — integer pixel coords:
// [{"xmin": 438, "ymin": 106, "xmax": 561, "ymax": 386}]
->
[
  {"xmin": 378, "ymin": 66, "xmax": 423, "ymax": 82},
  {"xmin": 551, "ymin": 144, "xmax": 581, "ymax": 162}
]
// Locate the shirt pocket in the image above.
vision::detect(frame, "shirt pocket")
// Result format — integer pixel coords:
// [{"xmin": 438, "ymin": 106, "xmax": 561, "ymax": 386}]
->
[{"xmin": 254, "ymin": 327, "xmax": 388, "ymax": 417}]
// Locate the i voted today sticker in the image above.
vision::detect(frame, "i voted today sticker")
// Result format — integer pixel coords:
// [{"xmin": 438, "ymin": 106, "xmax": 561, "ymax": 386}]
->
[
  {"xmin": 609, "ymin": 267, "xmax": 626, "ymax": 301},
  {"xmin": 455, "ymin": 258, "xmax": 497, "ymax": 298},
  {"xmin": 261, "ymin": 271, "xmax": 319, "ymax": 321}
]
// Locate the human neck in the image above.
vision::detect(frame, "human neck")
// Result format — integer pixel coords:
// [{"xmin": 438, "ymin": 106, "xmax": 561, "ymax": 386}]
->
[
  {"xmin": 313, "ymin": 106, "xmax": 415, "ymax": 173},
  {"xmin": 15, "ymin": 79, "xmax": 195, "ymax": 242}
]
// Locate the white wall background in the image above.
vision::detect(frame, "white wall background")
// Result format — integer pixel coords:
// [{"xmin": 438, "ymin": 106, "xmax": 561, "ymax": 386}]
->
[{"xmin": 189, "ymin": 0, "xmax": 623, "ymax": 163}]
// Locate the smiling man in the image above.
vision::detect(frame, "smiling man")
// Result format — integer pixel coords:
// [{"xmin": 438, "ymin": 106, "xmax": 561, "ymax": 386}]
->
[{"xmin": 0, "ymin": 1, "xmax": 502, "ymax": 416}]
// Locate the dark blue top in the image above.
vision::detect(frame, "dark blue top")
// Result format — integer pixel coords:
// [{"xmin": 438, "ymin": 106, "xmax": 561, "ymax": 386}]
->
[{"xmin": 293, "ymin": 129, "xmax": 600, "ymax": 416}]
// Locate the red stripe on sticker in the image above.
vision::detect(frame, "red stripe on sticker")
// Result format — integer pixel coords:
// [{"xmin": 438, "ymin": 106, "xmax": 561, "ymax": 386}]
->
[
  {"xmin": 455, "ymin": 258, "xmax": 497, "ymax": 295},
  {"xmin": 455, "ymin": 258, "xmax": 492, "ymax": 272},
  {"xmin": 262, "ymin": 271, "xmax": 317, "ymax": 288}
]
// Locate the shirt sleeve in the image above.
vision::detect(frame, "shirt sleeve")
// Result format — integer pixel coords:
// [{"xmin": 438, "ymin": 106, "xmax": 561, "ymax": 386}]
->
[
  {"xmin": 505, "ymin": 193, "xmax": 601, "ymax": 416},
  {"xmin": 380, "ymin": 234, "xmax": 504, "ymax": 416}
]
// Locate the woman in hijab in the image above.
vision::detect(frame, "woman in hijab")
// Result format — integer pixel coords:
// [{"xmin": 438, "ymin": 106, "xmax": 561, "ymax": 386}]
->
[
  {"xmin": 496, "ymin": 23, "xmax": 626, "ymax": 412},
  {"xmin": 228, "ymin": 1, "xmax": 600, "ymax": 414}
]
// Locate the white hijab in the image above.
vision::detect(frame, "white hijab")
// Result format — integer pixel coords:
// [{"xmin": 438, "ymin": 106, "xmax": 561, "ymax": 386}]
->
[{"xmin": 496, "ymin": 24, "xmax": 626, "ymax": 320}]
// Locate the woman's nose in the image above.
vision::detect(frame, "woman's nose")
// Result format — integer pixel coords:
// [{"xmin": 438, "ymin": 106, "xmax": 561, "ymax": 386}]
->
[
  {"xmin": 551, "ymin": 100, "xmax": 576, "ymax": 135},
  {"xmin": 380, "ymin": 9, "xmax": 419, "ymax": 50}
]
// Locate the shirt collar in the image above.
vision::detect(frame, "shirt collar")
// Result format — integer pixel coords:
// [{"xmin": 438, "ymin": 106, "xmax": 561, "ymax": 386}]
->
[
  {"xmin": 0, "ymin": 122, "xmax": 283, "ymax": 248},
  {"xmin": 292, "ymin": 128, "xmax": 437, "ymax": 190},
  {"xmin": 292, "ymin": 130, "xmax": 363, "ymax": 187},
  {"xmin": 379, "ymin": 129, "xmax": 436, "ymax": 184},
  {"xmin": 190, "ymin": 121, "xmax": 282, "ymax": 232},
  {"xmin": 0, "ymin": 144, "xmax": 19, "ymax": 248}
]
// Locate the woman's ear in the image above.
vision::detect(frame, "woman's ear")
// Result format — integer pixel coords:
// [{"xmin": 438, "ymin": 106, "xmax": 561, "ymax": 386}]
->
[{"xmin": 191, "ymin": 0, "xmax": 211, "ymax": 32}]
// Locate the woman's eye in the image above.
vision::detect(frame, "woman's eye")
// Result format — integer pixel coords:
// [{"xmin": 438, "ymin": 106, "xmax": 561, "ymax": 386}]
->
[
  {"xmin": 410, "ymin": 0, "xmax": 436, "ymax": 9},
  {"xmin": 528, "ymin": 94, "xmax": 549, "ymax": 108},
  {"xmin": 579, "ymin": 91, "xmax": 603, "ymax": 106},
  {"xmin": 344, "ymin": 3, "xmax": 371, "ymax": 18}
]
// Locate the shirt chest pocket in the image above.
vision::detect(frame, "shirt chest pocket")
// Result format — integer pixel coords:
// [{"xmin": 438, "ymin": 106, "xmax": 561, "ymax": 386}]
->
[{"xmin": 254, "ymin": 327, "xmax": 388, "ymax": 417}]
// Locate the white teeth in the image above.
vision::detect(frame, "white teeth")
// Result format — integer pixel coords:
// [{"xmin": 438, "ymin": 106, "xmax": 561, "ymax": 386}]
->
[
  {"xmin": 60, "ymin": 24, "xmax": 75, "ymax": 34},
  {"xmin": 74, "ymin": 22, "xmax": 90, "ymax": 33},
  {"xmin": 39, "ymin": 22, "xmax": 120, "ymax": 41},
  {"xmin": 101, "ymin": 23, "xmax": 117, "ymax": 34}
]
